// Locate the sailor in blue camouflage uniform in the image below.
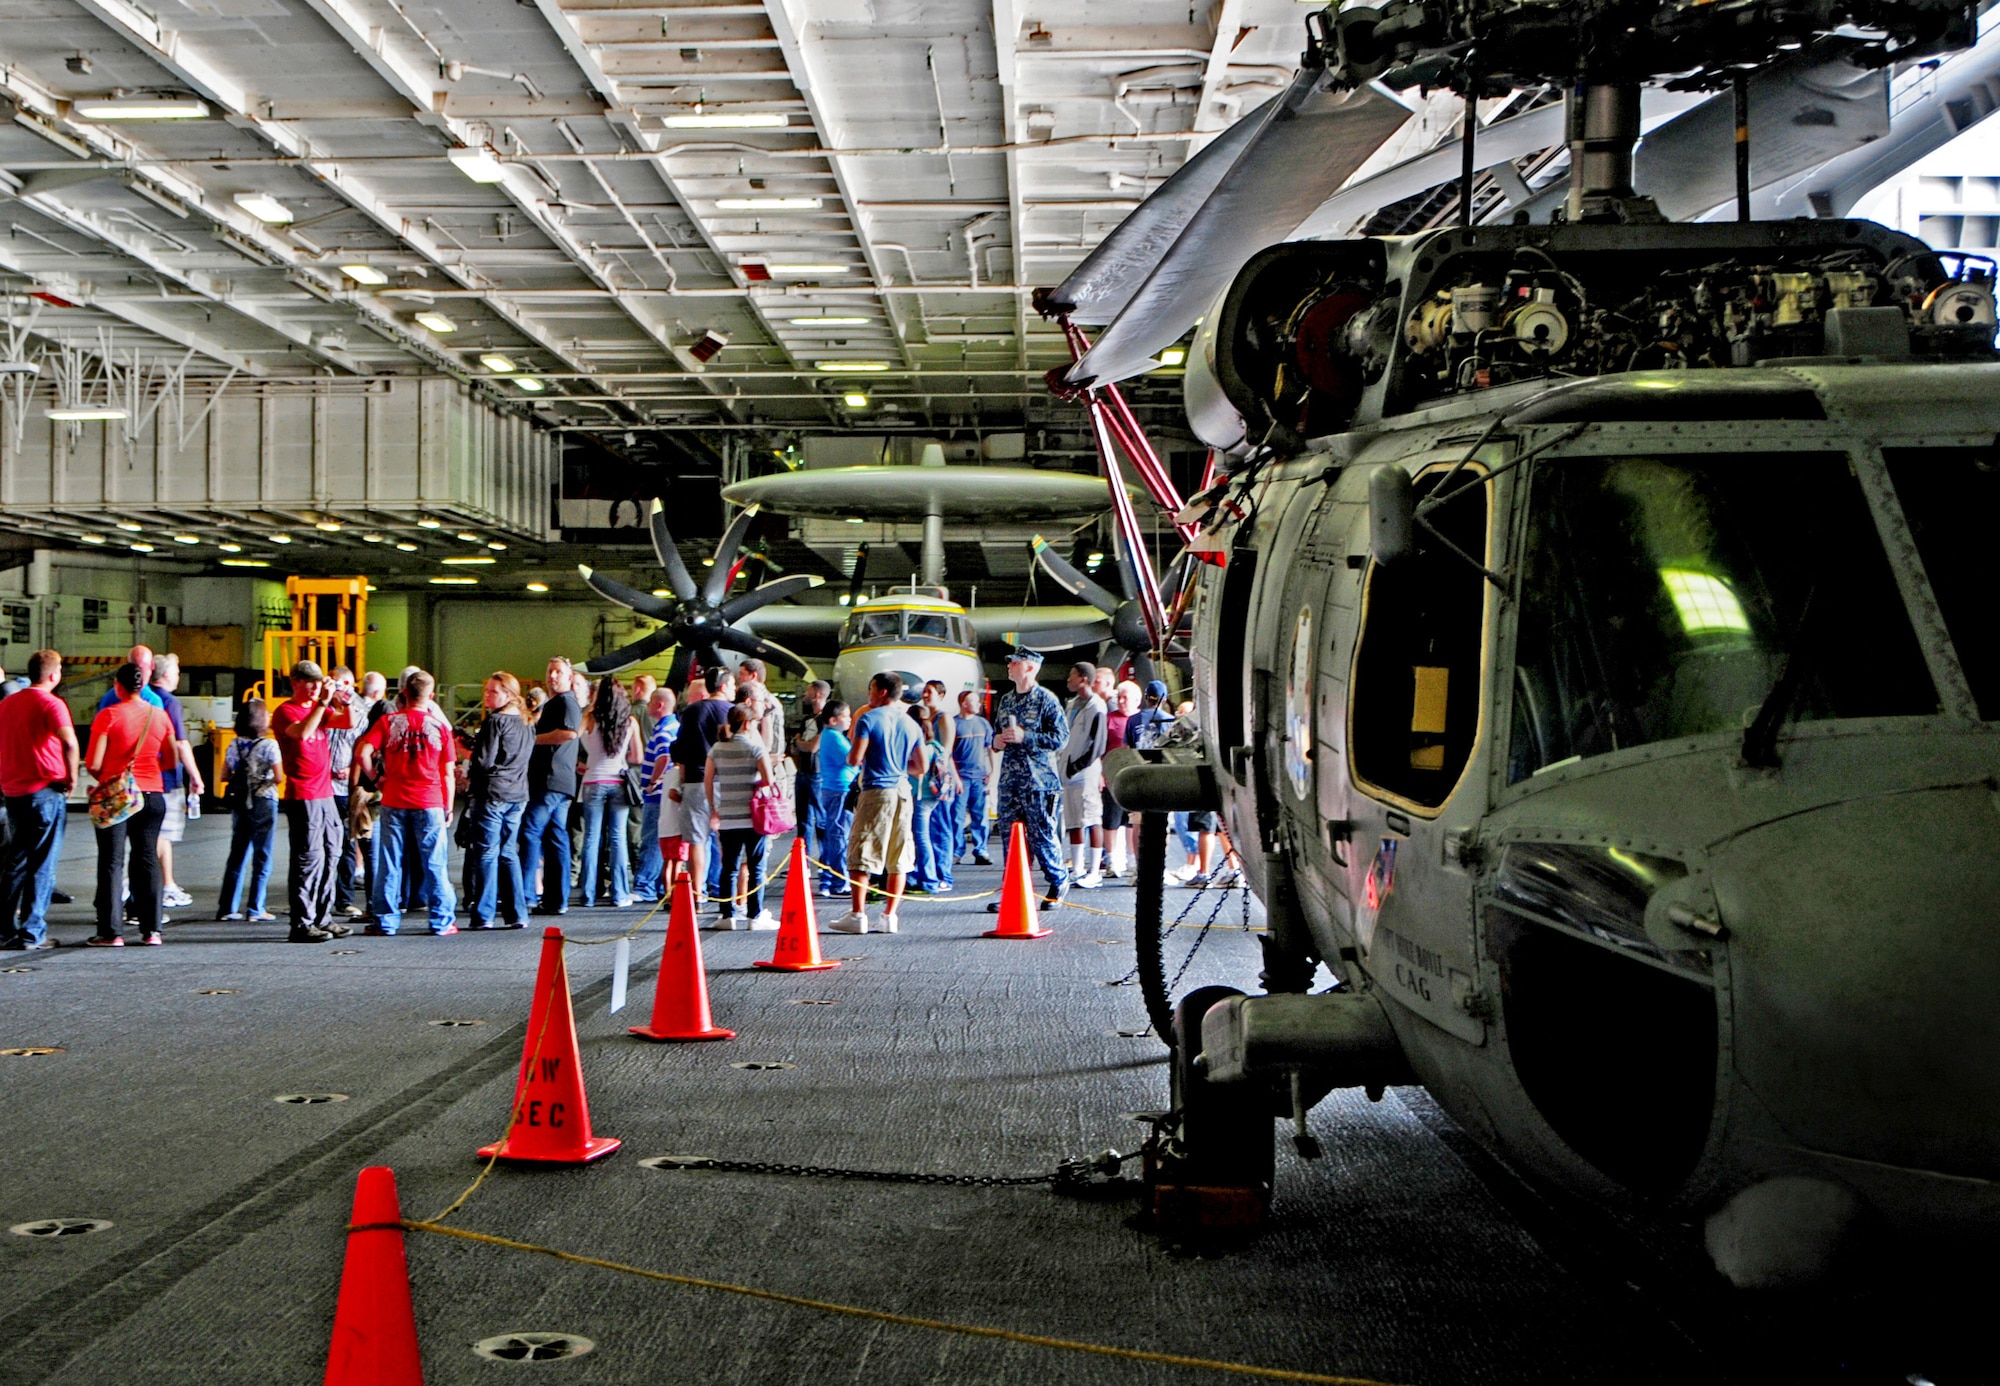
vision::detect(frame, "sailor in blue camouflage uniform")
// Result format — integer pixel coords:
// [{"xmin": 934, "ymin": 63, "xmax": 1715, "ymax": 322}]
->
[{"xmin": 985, "ymin": 646, "xmax": 1069, "ymax": 911}]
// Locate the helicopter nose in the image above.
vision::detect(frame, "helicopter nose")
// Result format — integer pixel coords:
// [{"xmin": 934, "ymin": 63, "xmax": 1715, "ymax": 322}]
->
[{"xmin": 1712, "ymin": 781, "xmax": 2000, "ymax": 1193}]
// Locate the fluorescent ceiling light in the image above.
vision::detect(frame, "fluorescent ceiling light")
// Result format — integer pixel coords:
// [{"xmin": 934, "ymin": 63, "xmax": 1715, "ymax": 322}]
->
[
  {"xmin": 486, "ymin": 541, "xmax": 507, "ymax": 550},
  {"xmin": 651, "ymin": 588, "xmax": 672, "ymax": 598},
  {"xmin": 415, "ymin": 311, "xmax": 456, "ymax": 334},
  {"xmin": 766, "ymin": 263, "xmax": 850, "ymax": 275},
  {"xmin": 478, "ymin": 354, "xmax": 516, "ymax": 373},
  {"xmin": 441, "ymin": 556, "xmax": 494, "ymax": 565},
  {"xmin": 447, "ymin": 146, "xmax": 507, "ymax": 183},
  {"xmin": 361, "ymin": 533, "xmax": 384, "ymax": 543},
  {"xmin": 455, "ymin": 531, "xmax": 480, "ymax": 541},
  {"xmin": 340, "ymin": 264, "xmax": 388, "ymax": 285},
  {"xmin": 79, "ymin": 534, "xmax": 106, "ymax": 545},
  {"xmin": 74, "ymin": 97, "xmax": 209, "ymax": 120},
  {"xmin": 716, "ymin": 196, "xmax": 822, "ymax": 210},
  {"xmin": 526, "ymin": 581, "xmax": 550, "ymax": 592},
  {"xmin": 314, "ymin": 520, "xmax": 341, "ymax": 531},
  {"xmin": 814, "ymin": 361, "xmax": 889, "ymax": 373},
  {"xmin": 233, "ymin": 192, "xmax": 292, "ymax": 224},
  {"xmin": 430, "ymin": 576, "xmax": 479, "ymax": 585},
  {"xmin": 395, "ymin": 542, "xmax": 419, "ymax": 552},
  {"xmin": 116, "ymin": 522, "xmax": 144, "ymax": 532},
  {"xmin": 1157, "ymin": 347, "xmax": 1187, "ymax": 367},
  {"xmin": 662, "ymin": 112, "xmax": 787, "ymax": 129},
  {"xmin": 48, "ymin": 407, "xmax": 128, "ymax": 421},
  {"xmin": 270, "ymin": 533, "xmax": 292, "ymax": 544},
  {"xmin": 514, "ymin": 377, "xmax": 545, "ymax": 393},
  {"xmin": 130, "ymin": 542, "xmax": 154, "ymax": 552},
  {"xmin": 417, "ymin": 518, "xmax": 443, "ymax": 529},
  {"xmin": 218, "ymin": 542, "xmax": 242, "ymax": 552},
  {"xmin": 792, "ymin": 316, "xmax": 869, "ymax": 325},
  {"xmin": 843, "ymin": 392, "xmax": 869, "ymax": 407},
  {"xmin": 221, "ymin": 558, "xmax": 271, "ymax": 567},
  {"xmin": 172, "ymin": 534, "xmax": 200, "ymax": 545}
]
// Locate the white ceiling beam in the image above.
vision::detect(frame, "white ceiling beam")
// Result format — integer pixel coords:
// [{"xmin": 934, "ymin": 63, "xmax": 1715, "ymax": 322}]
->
[
  {"xmin": 992, "ymin": 0, "xmax": 1030, "ymax": 372},
  {"xmin": 1189, "ymin": 0, "xmax": 1249, "ymax": 150}
]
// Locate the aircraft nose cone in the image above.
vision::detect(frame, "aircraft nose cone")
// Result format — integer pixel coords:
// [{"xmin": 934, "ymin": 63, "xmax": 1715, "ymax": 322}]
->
[{"xmin": 1713, "ymin": 782, "xmax": 2000, "ymax": 1180}]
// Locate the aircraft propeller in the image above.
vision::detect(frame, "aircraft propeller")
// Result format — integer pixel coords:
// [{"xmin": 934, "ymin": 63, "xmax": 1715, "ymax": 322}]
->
[
  {"xmin": 1027, "ymin": 534, "xmax": 1180, "ymax": 685},
  {"xmin": 578, "ymin": 500, "xmax": 819, "ymax": 685}
]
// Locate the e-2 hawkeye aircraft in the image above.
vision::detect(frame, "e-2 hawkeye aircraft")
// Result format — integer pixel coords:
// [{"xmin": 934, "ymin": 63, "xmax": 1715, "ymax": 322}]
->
[{"xmin": 1071, "ymin": 0, "xmax": 2000, "ymax": 1289}]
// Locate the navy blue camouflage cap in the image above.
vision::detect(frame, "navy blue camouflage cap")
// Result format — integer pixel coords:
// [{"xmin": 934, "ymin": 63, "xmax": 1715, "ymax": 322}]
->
[{"xmin": 1006, "ymin": 646, "xmax": 1044, "ymax": 667}]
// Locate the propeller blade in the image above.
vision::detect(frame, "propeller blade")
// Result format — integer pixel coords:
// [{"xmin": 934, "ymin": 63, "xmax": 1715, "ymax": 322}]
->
[
  {"xmin": 719, "ymin": 573, "xmax": 824, "ymax": 624},
  {"xmin": 1030, "ymin": 535, "xmax": 1121, "ymax": 615},
  {"xmin": 648, "ymin": 500, "xmax": 700, "ymax": 602},
  {"xmin": 711, "ymin": 625, "xmax": 812, "ymax": 678},
  {"xmin": 663, "ymin": 644, "xmax": 695, "ymax": 693},
  {"xmin": 1066, "ymin": 76, "xmax": 1409, "ymax": 386},
  {"xmin": 846, "ymin": 542, "xmax": 871, "ymax": 607},
  {"xmin": 1108, "ymin": 528, "xmax": 1140, "ymax": 605},
  {"xmin": 999, "ymin": 621, "xmax": 1113, "ymax": 652},
  {"xmin": 1042, "ymin": 93, "xmax": 1274, "ymax": 327},
  {"xmin": 577, "ymin": 564, "xmax": 676, "ymax": 620},
  {"xmin": 581, "ymin": 623, "xmax": 680, "ymax": 675},
  {"xmin": 704, "ymin": 505, "xmax": 760, "ymax": 605}
]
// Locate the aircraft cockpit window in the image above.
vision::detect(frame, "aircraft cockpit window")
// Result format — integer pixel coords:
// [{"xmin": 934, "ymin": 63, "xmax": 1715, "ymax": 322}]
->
[
  {"xmin": 1884, "ymin": 448, "xmax": 2000, "ymax": 720},
  {"xmin": 906, "ymin": 613, "xmax": 951, "ymax": 641},
  {"xmin": 848, "ymin": 612, "xmax": 902, "ymax": 644},
  {"xmin": 1508, "ymin": 454, "xmax": 1938, "ymax": 783},
  {"xmin": 1350, "ymin": 468, "xmax": 1488, "ymax": 809}
]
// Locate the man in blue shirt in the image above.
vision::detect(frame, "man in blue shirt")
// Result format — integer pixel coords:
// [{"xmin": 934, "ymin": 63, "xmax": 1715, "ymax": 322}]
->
[
  {"xmin": 830, "ymin": 672, "xmax": 925, "ymax": 935},
  {"xmin": 634, "ymin": 686, "xmax": 678, "ymax": 901},
  {"xmin": 952, "ymin": 691, "xmax": 994, "ymax": 867}
]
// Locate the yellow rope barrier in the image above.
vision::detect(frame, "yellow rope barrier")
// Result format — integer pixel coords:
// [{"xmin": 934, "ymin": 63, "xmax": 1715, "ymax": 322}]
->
[{"xmin": 392, "ymin": 1219, "xmax": 1411, "ymax": 1386}]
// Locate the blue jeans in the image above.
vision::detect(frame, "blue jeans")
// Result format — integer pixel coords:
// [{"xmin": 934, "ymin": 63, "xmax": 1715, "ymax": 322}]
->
[
  {"xmin": 634, "ymin": 798, "xmax": 664, "ymax": 899},
  {"xmin": 463, "ymin": 799, "xmax": 524, "ymax": 927},
  {"xmin": 217, "ymin": 796, "xmax": 279, "ymax": 917},
  {"xmin": 519, "ymin": 790, "xmax": 572, "ymax": 912},
  {"xmin": 911, "ymin": 798, "xmax": 943, "ymax": 891},
  {"xmin": 927, "ymin": 788, "xmax": 958, "ymax": 888},
  {"xmin": 2, "ymin": 787, "xmax": 67, "ymax": 945},
  {"xmin": 956, "ymin": 775, "xmax": 989, "ymax": 861},
  {"xmin": 578, "ymin": 782, "xmax": 631, "ymax": 906},
  {"xmin": 794, "ymin": 771, "xmax": 818, "ymax": 865},
  {"xmin": 811, "ymin": 785, "xmax": 852, "ymax": 892},
  {"xmin": 1171, "ymin": 812, "xmax": 1198, "ymax": 862},
  {"xmin": 373, "ymin": 806, "xmax": 456, "ymax": 933}
]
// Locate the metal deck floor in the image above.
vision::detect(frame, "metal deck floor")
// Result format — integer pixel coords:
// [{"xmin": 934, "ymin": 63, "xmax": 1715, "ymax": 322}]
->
[{"xmin": 0, "ymin": 816, "xmax": 1975, "ymax": 1385}]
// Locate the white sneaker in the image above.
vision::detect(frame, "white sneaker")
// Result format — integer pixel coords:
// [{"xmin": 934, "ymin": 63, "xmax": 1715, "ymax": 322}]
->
[
  {"xmin": 747, "ymin": 910, "xmax": 779, "ymax": 931},
  {"xmin": 877, "ymin": 912, "xmax": 899, "ymax": 934},
  {"xmin": 1104, "ymin": 864, "xmax": 1125, "ymax": 880},
  {"xmin": 706, "ymin": 915, "xmax": 750, "ymax": 931},
  {"xmin": 162, "ymin": 887, "xmax": 194, "ymax": 908},
  {"xmin": 829, "ymin": 911, "xmax": 869, "ymax": 934},
  {"xmin": 1075, "ymin": 871, "xmax": 1105, "ymax": 890}
]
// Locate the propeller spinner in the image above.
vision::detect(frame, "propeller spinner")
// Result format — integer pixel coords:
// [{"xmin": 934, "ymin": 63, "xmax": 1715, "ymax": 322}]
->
[{"xmin": 579, "ymin": 501, "xmax": 820, "ymax": 686}]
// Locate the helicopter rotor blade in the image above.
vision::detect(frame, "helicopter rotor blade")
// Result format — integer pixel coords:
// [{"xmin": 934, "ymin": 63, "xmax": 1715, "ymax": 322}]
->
[
  {"xmin": 1029, "ymin": 535, "xmax": 1121, "ymax": 614},
  {"xmin": 648, "ymin": 500, "xmax": 700, "ymax": 603},
  {"xmin": 846, "ymin": 541, "xmax": 871, "ymax": 608},
  {"xmin": 704, "ymin": 505, "xmax": 760, "ymax": 605},
  {"xmin": 577, "ymin": 565, "xmax": 676, "ymax": 620},
  {"xmin": 711, "ymin": 625, "xmax": 812, "ymax": 678},
  {"xmin": 719, "ymin": 573, "xmax": 824, "ymax": 624},
  {"xmin": 580, "ymin": 623, "xmax": 680, "ymax": 675},
  {"xmin": 1065, "ymin": 75, "xmax": 1409, "ymax": 386}
]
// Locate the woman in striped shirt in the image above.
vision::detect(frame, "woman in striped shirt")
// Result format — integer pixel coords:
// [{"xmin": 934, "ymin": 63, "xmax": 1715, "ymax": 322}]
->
[{"xmin": 703, "ymin": 703, "xmax": 777, "ymax": 930}]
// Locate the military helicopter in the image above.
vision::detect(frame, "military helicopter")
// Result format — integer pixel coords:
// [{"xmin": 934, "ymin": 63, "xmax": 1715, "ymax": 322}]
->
[{"xmin": 1075, "ymin": 0, "xmax": 2000, "ymax": 1290}]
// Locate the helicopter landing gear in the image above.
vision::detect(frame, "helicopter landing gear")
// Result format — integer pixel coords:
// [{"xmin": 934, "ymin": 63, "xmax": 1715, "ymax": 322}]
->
[{"xmin": 1139, "ymin": 984, "xmax": 1277, "ymax": 1248}]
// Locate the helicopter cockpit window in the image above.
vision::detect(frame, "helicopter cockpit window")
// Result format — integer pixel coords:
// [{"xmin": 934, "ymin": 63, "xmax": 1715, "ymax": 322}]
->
[
  {"xmin": 906, "ymin": 612, "xmax": 951, "ymax": 641},
  {"xmin": 1883, "ymin": 447, "xmax": 2000, "ymax": 721},
  {"xmin": 1508, "ymin": 454, "xmax": 1937, "ymax": 783},
  {"xmin": 1350, "ymin": 468, "xmax": 1489, "ymax": 810}
]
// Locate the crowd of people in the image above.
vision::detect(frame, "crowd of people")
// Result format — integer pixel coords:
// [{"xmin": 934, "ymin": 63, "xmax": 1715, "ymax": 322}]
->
[{"xmin": 0, "ymin": 642, "xmax": 1235, "ymax": 951}]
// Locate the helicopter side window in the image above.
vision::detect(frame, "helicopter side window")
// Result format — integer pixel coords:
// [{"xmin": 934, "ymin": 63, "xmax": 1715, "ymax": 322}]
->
[
  {"xmin": 1349, "ymin": 469, "xmax": 1488, "ymax": 810},
  {"xmin": 907, "ymin": 613, "xmax": 950, "ymax": 641},
  {"xmin": 1883, "ymin": 448, "xmax": 2000, "ymax": 721},
  {"xmin": 1507, "ymin": 454, "xmax": 1937, "ymax": 782}
]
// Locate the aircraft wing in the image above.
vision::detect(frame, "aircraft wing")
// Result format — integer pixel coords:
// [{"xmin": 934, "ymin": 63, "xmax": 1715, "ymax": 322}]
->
[{"xmin": 966, "ymin": 606, "xmax": 1115, "ymax": 648}]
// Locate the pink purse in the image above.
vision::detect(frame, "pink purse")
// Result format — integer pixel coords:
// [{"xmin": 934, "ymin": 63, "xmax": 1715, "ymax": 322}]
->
[{"xmin": 749, "ymin": 783, "xmax": 794, "ymax": 836}]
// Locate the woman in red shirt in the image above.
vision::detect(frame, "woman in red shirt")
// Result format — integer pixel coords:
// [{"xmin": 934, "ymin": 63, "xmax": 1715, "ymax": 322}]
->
[{"xmin": 85, "ymin": 663, "xmax": 175, "ymax": 945}]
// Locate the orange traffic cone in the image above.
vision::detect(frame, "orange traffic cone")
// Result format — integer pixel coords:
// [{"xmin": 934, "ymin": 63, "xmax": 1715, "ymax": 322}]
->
[
  {"xmin": 323, "ymin": 1166, "xmax": 423, "ymax": 1386},
  {"xmin": 754, "ymin": 838, "xmax": 841, "ymax": 972},
  {"xmin": 984, "ymin": 822, "xmax": 1051, "ymax": 939},
  {"xmin": 476, "ymin": 928, "xmax": 621, "ymax": 1164},
  {"xmin": 630, "ymin": 878, "xmax": 734, "ymax": 1041}
]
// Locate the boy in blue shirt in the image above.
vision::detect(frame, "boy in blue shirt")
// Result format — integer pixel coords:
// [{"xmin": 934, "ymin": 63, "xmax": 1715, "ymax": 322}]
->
[{"xmin": 812, "ymin": 701, "xmax": 856, "ymax": 897}]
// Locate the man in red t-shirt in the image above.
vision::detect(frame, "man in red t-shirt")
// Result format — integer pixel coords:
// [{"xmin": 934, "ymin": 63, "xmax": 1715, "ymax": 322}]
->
[
  {"xmin": 0, "ymin": 650, "xmax": 80, "ymax": 949},
  {"xmin": 355, "ymin": 668, "xmax": 458, "ymax": 935},
  {"xmin": 272, "ymin": 660, "xmax": 354, "ymax": 943}
]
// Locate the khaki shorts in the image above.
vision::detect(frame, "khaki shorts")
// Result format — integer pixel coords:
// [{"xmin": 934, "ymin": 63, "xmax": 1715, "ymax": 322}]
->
[
  {"xmin": 1062, "ymin": 766, "xmax": 1102, "ymax": 833},
  {"xmin": 849, "ymin": 785, "xmax": 914, "ymax": 877},
  {"xmin": 159, "ymin": 786, "xmax": 188, "ymax": 842}
]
